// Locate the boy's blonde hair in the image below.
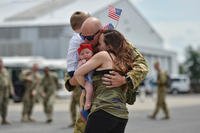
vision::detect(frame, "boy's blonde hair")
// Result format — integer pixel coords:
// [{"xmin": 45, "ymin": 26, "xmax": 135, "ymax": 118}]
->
[{"xmin": 70, "ymin": 11, "xmax": 90, "ymax": 31}]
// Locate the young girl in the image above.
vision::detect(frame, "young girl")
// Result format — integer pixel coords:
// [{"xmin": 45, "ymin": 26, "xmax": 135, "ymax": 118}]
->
[{"xmin": 77, "ymin": 43, "xmax": 94, "ymax": 121}]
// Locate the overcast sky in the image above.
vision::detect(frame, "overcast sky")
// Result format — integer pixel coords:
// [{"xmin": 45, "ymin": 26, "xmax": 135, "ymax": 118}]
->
[{"xmin": 131, "ymin": 0, "xmax": 200, "ymax": 63}]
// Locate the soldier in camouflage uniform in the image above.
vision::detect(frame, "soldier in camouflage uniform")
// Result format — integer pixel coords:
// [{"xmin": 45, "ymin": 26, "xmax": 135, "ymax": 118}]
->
[
  {"xmin": 0, "ymin": 58, "xmax": 14, "ymax": 125},
  {"xmin": 65, "ymin": 17, "xmax": 148, "ymax": 133},
  {"xmin": 20, "ymin": 63, "xmax": 41, "ymax": 122},
  {"xmin": 148, "ymin": 61, "xmax": 170, "ymax": 120},
  {"xmin": 40, "ymin": 67, "xmax": 59, "ymax": 123}
]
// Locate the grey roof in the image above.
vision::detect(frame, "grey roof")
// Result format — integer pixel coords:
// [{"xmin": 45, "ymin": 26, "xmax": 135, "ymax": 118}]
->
[
  {"xmin": 5, "ymin": 0, "xmax": 74, "ymax": 21},
  {"xmin": 0, "ymin": 0, "xmax": 119, "ymax": 26},
  {"xmin": 0, "ymin": 0, "xmax": 46, "ymax": 22}
]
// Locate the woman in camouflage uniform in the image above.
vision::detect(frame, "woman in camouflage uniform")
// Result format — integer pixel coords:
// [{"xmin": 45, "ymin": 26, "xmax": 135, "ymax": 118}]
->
[{"xmin": 74, "ymin": 30, "xmax": 136, "ymax": 133}]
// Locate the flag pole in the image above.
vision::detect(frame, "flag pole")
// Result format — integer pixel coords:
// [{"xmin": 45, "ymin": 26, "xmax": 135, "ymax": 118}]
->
[
  {"xmin": 114, "ymin": 11, "xmax": 122, "ymax": 29},
  {"xmin": 115, "ymin": 20, "xmax": 119, "ymax": 29},
  {"xmin": 108, "ymin": 5, "xmax": 122, "ymax": 29}
]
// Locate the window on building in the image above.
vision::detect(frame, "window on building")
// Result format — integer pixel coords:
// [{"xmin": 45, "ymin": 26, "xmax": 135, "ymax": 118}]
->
[
  {"xmin": 39, "ymin": 26, "xmax": 63, "ymax": 38},
  {"xmin": 0, "ymin": 28, "xmax": 20, "ymax": 39},
  {"xmin": 0, "ymin": 43, "xmax": 32, "ymax": 56}
]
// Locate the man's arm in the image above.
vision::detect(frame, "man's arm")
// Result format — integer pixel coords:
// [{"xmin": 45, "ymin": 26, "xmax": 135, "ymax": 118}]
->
[
  {"xmin": 126, "ymin": 44, "xmax": 149, "ymax": 89},
  {"xmin": 7, "ymin": 69, "xmax": 15, "ymax": 97},
  {"xmin": 64, "ymin": 59, "xmax": 86, "ymax": 92},
  {"xmin": 64, "ymin": 73, "xmax": 79, "ymax": 92}
]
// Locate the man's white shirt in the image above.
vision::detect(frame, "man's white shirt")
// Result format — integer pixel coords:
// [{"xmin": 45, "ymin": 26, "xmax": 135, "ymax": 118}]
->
[{"xmin": 66, "ymin": 33, "xmax": 84, "ymax": 72}]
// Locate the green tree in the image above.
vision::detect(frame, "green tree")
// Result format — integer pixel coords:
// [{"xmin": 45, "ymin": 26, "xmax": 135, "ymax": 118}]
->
[
  {"xmin": 184, "ymin": 45, "xmax": 200, "ymax": 92},
  {"xmin": 179, "ymin": 64, "xmax": 186, "ymax": 74}
]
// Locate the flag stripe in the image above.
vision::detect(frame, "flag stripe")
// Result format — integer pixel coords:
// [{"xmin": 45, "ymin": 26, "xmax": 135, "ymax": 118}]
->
[{"xmin": 108, "ymin": 5, "xmax": 121, "ymax": 21}]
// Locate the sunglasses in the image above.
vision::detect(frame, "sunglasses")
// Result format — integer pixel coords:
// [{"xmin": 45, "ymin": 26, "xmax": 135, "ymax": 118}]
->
[{"xmin": 79, "ymin": 30, "xmax": 100, "ymax": 41}]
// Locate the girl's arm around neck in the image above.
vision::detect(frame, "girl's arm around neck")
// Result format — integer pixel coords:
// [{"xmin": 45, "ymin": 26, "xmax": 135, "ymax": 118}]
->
[{"xmin": 74, "ymin": 51, "xmax": 107, "ymax": 87}]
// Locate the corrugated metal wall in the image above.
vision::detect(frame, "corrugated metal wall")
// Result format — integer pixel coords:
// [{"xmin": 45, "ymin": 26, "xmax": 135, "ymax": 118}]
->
[{"xmin": 0, "ymin": 25, "xmax": 72, "ymax": 58}]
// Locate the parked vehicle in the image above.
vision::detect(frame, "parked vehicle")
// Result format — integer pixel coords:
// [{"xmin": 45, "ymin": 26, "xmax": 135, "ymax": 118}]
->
[
  {"xmin": 168, "ymin": 74, "xmax": 190, "ymax": 94},
  {"xmin": 138, "ymin": 76, "xmax": 157, "ymax": 95}
]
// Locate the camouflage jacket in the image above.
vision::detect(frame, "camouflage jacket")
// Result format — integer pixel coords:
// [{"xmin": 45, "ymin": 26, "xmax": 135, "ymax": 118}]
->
[
  {"xmin": 157, "ymin": 70, "xmax": 168, "ymax": 93},
  {"xmin": 40, "ymin": 72, "xmax": 59, "ymax": 97},
  {"xmin": 20, "ymin": 69, "xmax": 41, "ymax": 98},
  {"xmin": 0, "ymin": 68, "xmax": 14, "ymax": 98}
]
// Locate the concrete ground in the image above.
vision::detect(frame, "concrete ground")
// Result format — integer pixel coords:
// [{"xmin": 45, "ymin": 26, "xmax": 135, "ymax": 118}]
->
[{"xmin": 1, "ymin": 94, "xmax": 200, "ymax": 133}]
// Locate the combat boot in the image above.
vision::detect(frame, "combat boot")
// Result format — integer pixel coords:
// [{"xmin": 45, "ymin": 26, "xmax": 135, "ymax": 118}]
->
[
  {"xmin": 46, "ymin": 119, "xmax": 53, "ymax": 123},
  {"xmin": 21, "ymin": 114, "xmax": 29, "ymax": 122},
  {"xmin": 28, "ymin": 116, "xmax": 36, "ymax": 122},
  {"xmin": 1, "ymin": 119, "xmax": 11, "ymax": 125},
  {"xmin": 161, "ymin": 116, "xmax": 170, "ymax": 120},
  {"xmin": 147, "ymin": 115, "xmax": 156, "ymax": 120},
  {"xmin": 46, "ymin": 114, "xmax": 52, "ymax": 123}
]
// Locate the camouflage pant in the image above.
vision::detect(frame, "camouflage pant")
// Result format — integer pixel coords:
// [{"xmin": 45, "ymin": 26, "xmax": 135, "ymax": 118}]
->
[
  {"xmin": 74, "ymin": 113, "xmax": 86, "ymax": 133},
  {"xmin": 0, "ymin": 96, "xmax": 9, "ymax": 120},
  {"xmin": 43, "ymin": 95, "xmax": 55, "ymax": 120},
  {"xmin": 22, "ymin": 96, "xmax": 35, "ymax": 117},
  {"xmin": 70, "ymin": 87, "xmax": 81, "ymax": 124},
  {"xmin": 152, "ymin": 92, "xmax": 169, "ymax": 118}
]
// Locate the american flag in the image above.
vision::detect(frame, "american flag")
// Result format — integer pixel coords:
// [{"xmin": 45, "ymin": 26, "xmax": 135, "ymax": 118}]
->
[
  {"xmin": 108, "ymin": 5, "xmax": 122, "ymax": 21},
  {"xmin": 103, "ymin": 23, "xmax": 114, "ymax": 30}
]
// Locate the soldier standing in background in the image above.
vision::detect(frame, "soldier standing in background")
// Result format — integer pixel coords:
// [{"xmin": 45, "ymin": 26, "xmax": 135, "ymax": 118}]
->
[
  {"xmin": 20, "ymin": 63, "xmax": 41, "ymax": 122},
  {"xmin": 148, "ymin": 61, "xmax": 170, "ymax": 120},
  {"xmin": 0, "ymin": 58, "xmax": 14, "ymax": 125},
  {"xmin": 40, "ymin": 67, "xmax": 59, "ymax": 123}
]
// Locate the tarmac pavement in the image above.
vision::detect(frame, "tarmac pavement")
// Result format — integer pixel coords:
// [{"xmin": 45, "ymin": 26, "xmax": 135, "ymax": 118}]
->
[{"xmin": 1, "ymin": 94, "xmax": 200, "ymax": 133}]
